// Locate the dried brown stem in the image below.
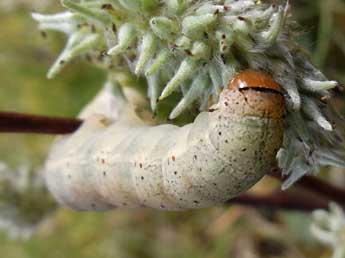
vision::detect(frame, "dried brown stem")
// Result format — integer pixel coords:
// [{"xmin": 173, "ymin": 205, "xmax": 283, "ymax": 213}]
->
[
  {"xmin": 268, "ymin": 170, "xmax": 345, "ymax": 207},
  {"xmin": 231, "ymin": 191, "xmax": 329, "ymax": 211},
  {"xmin": 0, "ymin": 111, "xmax": 82, "ymax": 135},
  {"xmin": 0, "ymin": 111, "xmax": 343, "ymax": 211}
]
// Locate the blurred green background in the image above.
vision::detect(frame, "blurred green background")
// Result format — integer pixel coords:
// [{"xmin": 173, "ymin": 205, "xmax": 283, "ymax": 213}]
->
[{"xmin": 0, "ymin": 1, "xmax": 344, "ymax": 257}]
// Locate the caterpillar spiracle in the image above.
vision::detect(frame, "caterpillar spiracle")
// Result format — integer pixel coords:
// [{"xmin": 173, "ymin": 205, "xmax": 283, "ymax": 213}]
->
[{"xmin": 44, "ymin": 71, "xmax": 284, "ymax": 211}]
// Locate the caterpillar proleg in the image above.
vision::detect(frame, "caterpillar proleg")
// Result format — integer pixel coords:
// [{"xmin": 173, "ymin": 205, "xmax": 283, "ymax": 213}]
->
[{"xmin": 44, "ymin": 71, "xmax": 284, "ymax": 211}]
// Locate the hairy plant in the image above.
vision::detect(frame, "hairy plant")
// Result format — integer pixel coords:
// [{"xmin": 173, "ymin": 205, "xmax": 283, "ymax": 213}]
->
[{"xmin": 32, "ymin": 0, "xmax": 345, "ymax": 188}]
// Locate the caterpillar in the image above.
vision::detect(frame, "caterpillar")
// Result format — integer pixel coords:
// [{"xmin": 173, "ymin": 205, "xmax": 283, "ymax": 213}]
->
[
  {"xmin": 44, "ymin": 71, "xmax": 284, "ymax": 211},
  {"xmin": 32, "ymin": 0, "xmax": 345, "ymax": 188}
]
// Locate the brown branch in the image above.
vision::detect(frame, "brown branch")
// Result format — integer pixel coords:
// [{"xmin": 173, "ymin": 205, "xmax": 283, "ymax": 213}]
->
[
  {"xmin": 0, "ymin": 111, "xmax": 344, "ymax": 211},
  {"xmin": 0, "ymin": 111, "xmax": 82, "ymax": 135},
  {"xmin": 231, "ymin": 191, "xmax": 329, "ymax": 211},
  {"xmin": 268, "ymin": 170, "xmax": 345, "ymax": 207}
]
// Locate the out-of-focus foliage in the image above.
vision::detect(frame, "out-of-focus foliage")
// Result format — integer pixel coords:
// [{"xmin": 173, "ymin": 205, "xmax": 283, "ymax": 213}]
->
[
  {"xmin": 0, "ymin": 0, "xmax": 344, "ymax": 258},
  {"xmin": 294, "ymin": 0, "xmax": 345, "ymax": 86},
  {"xmin": 0, "ymin": 0, "xmax": 54, "ymax": 13},
  {"xmin": 0, "ymin": 163, "xmax": 56, "ymax": 239},
  {"xmin": 0, "ymin": 3, "xmax": 104, "ymax": 165},
  {"xmin": 311, "ymin": 203, "xmax": 345, "ymax": 258}
]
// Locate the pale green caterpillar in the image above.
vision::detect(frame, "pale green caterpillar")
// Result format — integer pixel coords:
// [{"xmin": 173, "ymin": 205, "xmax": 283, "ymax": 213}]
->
[{"xmin": 44, "ymin": 71, "xmax": 284, "ymax": 210}]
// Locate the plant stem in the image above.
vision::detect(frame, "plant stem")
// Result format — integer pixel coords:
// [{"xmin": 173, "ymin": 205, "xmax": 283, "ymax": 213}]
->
[
  {"xmin": 0, "ymin": 111, "xmax": 82, "ymax": 135},
  {"xmin": 268, "ymin": 170, "xmax": 345, "ymax": 207},
  {"xmin": 231, "ymin": 191, "xmax": 329, "ymax": 211}
]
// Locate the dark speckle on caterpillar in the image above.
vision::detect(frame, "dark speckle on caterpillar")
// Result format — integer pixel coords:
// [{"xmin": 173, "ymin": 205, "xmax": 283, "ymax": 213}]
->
[{"xmin": 44, "ymin": 71, "xmax": 284, "ymax": 211}]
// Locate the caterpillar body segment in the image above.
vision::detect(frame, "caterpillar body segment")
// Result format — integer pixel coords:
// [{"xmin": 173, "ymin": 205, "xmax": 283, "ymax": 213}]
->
[{"xmin": 44, "ymin": 72, "xmax": 284, "ymax": 211}]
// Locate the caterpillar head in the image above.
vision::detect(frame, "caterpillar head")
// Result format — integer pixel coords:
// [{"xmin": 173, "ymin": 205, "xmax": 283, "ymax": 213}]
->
[{"xmin": 220, "ymin": 70, "xmax": 285, "ymax": 119}]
